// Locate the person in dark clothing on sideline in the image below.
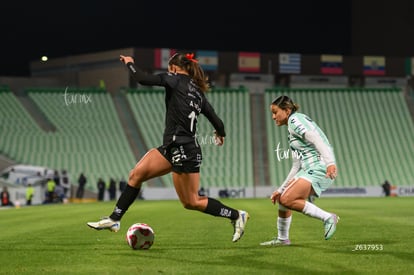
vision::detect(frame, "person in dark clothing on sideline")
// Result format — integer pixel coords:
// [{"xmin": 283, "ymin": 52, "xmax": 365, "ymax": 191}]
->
[
  {"xmin": 1, "ymin": 186, "xmax": 14, "ymax": 207},
  {"xmin": 97, "ymin": 178, "xmax": 105, "ymax": 201},
  {"xmin": 382, "ymin": 180, "xmax": 391, "ymax": 197},
  {"xmin": 61, "ymin": 170, "xmax": 70, "ymax": 198},
  {"xmin": 76, "ymin": 173, "xmax": 87, "ymax": 199},
  {"xmin": 119, "ymin": 177, "xmax": 127, "ymax": 193},
  {"xmin": 108, "ymin": 178, "xmax": 117, "ymax": 201}
]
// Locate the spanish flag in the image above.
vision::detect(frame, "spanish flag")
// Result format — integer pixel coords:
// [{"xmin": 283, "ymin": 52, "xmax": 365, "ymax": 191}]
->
[
  {"xmin": 154, "ymin": 48, "xmax": 176, "ymax": 69},
  {"xmin": 238, "ymin": 52, "xmax": 260, "ymax": 72}
]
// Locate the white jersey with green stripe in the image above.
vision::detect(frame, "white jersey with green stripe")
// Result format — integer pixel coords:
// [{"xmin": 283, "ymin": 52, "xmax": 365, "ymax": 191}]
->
[{"xmin": 287, "ymin": 112, "xmax": 335, "ymax": 170}]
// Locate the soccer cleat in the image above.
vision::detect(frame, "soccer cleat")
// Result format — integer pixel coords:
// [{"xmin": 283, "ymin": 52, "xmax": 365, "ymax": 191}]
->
[
  {"xmin": 231, "ymin": 210, "xmax": 250, "ymax": 242},
  {"xmin": 87, "ymin": 217, "xmax": 120, "ymax": 232},
  {"xmin": 324, "ymin": 214, "xmax": 339, "ymax": 240},
  {"xmin": 260, "ymin": 238, "xmax": 291, "ymax": 246}
]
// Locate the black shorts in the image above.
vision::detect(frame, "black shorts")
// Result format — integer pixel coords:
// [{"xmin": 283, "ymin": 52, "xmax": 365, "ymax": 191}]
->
[{"xmin": 157, "ymin": 140, "xmax": 202, "ymax": 173}]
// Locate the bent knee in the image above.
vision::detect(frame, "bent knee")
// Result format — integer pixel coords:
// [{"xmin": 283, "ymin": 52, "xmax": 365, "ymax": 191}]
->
[
  {"xmin": 129, "ymin": 169, "xmax": 146, "ymax": 185},
  {"xmin": 128, "ymin": 170, "xmax": 137, "ymax": 182},
  {"xmin": 279, "ymin": 195, "xmax": 292, "ymax": 208}
]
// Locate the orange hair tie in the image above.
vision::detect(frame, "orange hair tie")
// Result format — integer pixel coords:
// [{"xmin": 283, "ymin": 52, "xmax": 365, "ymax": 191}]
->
[{"xmin": 185, "ymin": 53, "xmax": 198, "ymax": 63}]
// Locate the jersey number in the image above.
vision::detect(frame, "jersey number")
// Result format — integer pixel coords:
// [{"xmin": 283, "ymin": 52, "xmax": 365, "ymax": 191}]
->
[{"xmin": 188, "ymin": 111, "xmax": 197, "ymax": 132}]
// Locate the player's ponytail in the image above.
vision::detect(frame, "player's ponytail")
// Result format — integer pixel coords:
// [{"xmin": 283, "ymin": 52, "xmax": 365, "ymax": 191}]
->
[{"xmin": 168, "ymin": 52, "xmax": 210, "ymax": 93}]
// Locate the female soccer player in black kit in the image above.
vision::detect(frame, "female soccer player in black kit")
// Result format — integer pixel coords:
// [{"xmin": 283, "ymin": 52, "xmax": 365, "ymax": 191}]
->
[{"xmin": 87, "ymin": 52, "xmax": 249, "ymax": 242}]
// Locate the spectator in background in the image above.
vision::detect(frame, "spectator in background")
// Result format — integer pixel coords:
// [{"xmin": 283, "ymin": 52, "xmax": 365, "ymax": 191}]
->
[
  {"xmin": 76, "ymin": 173, "xmax": 87, "ymax": 199},
  {"xmin": 1, "ymin": 186, "xmax": 14, "ymax": 207},
  {"xmin": 38, "ymin": 171, "xmax": 47, "ymax": 188},
  {"xmin": 97, "ymin": 178, "xmax": 105, "ymax": 201},
  {"xmin": 198, "ymin": 187, "xmax": 206, "ymax": 196},
  {"xmin": 54, "ymin": 183, "xmax": 65, "ymax": 203},
  {"xmin": 53, "ymin": 170, "xmax": 60, "ymax": 186},
  {"xmin": 108, "ymin": 178, "xmax": 117, "ymax": 201},
  {"xmin": 119, "ymin": 177, "xmax": 127, "ymax": 193},
  {"xmin": 61, "ymin": 170, "xmax": 70, "ymax": 198},
  {"xmin": 46, "ymin": 177, "xmax": 56, "ymax": 203},
  {"xmin": 26, "ymin": 183, "xmax": 34, "ymax": 205},
  {"xmin": 382, "ymin": 180, "xmax": 391, "ymax": 197}
]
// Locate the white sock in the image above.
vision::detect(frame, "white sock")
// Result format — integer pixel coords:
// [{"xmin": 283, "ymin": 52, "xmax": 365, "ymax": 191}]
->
[
  {"xmin": 302, "ymin": 201, "xmax": 331, "ymax": 222},
  {"xmin": 277, "ymin": 215, "xmax": 292, "ymax": 241}
]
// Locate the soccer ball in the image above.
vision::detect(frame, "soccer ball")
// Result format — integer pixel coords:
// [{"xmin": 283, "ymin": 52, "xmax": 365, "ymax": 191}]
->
[{"xmin": 126, "ymin": 223, "xmax": 155, "ymax": 250}]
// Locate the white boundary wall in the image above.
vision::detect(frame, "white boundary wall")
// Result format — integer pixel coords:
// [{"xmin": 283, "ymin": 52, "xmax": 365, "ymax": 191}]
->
[
  {"xmin": 3, "ymin": 185, "xmax": 413, "ymax": 207},
  {"xmin": 140, "ymin": 186, "xmax": 414, "ymax": 200}
]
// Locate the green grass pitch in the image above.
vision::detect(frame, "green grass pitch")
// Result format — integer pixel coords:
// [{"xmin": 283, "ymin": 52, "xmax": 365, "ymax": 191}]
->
[{"xmin": 0, "ymin": 197, "xmax": 413, "ymax": 274}]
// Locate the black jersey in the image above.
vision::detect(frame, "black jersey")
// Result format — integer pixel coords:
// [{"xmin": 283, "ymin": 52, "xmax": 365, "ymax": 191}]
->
[{"xmin": 126, "ymin": 62, "xmax": 226, "ymax": 145}]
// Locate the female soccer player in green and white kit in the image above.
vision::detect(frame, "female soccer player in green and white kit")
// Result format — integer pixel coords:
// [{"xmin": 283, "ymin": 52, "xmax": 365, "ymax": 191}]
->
[{"xmin": 261, "ymin": 95, "xmax": 339, "ymax": 246}]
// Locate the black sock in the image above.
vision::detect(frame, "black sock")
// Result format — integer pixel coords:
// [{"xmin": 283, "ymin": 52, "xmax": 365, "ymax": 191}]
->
[
  {"xmin": 203, "ymin": 197, "xmax": 239, "ymax": 220},
  {"xmin": 109, "ymin": 185, "xmax": 140, "ymax": 221}
]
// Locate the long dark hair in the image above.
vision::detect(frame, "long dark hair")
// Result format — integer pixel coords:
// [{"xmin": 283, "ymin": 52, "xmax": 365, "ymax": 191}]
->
[
  {"xmin": 168, "ymin": 52, "xmax": 210, "ymax": 92},
  {"xmin": 271, "ymin": 95, "xmax": 299, "ymax": 112}
]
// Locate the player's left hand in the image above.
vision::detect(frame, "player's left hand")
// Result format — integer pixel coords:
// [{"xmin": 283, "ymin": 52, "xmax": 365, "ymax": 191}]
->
[
  {"xmin": 213, "ymin": 131, "xmax": 224, "ymax": 146},
  {"xmin": 326, "ymin": 164, "xmax": 337, "ymax": 179}
]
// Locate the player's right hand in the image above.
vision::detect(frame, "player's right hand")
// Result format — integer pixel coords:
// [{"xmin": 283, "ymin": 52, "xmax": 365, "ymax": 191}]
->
[
  {"xmin": 120, "ymin": 55, "xmax": 134, "ymax": 64},
  {"xmin": 270, "ymin": 191, "xmax": 281, "ymax": 205}
]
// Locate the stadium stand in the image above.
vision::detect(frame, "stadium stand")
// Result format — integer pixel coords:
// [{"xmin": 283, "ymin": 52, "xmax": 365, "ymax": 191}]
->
[
  {"xmin": 265, "ymin": 88, "xmax": 414, "ymax": 188},
  {"xmin": 126, "ymin": 88, "xmax": 255, "ymax": 188},
  {"xmin": 0, "ymin": 86, "xmax": 44, "ymax": 163},
  {"xmin": 1, "ymin": 87, "xmax": 136, "ymax": 192},
  {"xmin": 2, "ymin": 85, "xmax": 413, "ymax": 198}
]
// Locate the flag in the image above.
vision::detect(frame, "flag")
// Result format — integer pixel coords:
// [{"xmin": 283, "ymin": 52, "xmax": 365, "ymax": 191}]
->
[
  {"xmin": 279, "ymin": 53, "xmax": 301, "ymax": 74},
  {"xmin": 154, "ymin": 48, "xmax": 176, "ymax": 69},
  {"xmin": 238, "ymin": 52, "xmax": 260, "ymax": 72},
  {"xmin": 196, "ymin": 50, "xmax": 218, "ymax": 71},
  {"xmin": 405, "ymin": 57, "xmax": 414, "ymax": 76},
  {"xmin": 363, "ymin": 56, "xmax": 385, "ymax": 76},
  {"xmin": 320, "ymin": 54, "xmax": 343, "ymax": 75}
]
